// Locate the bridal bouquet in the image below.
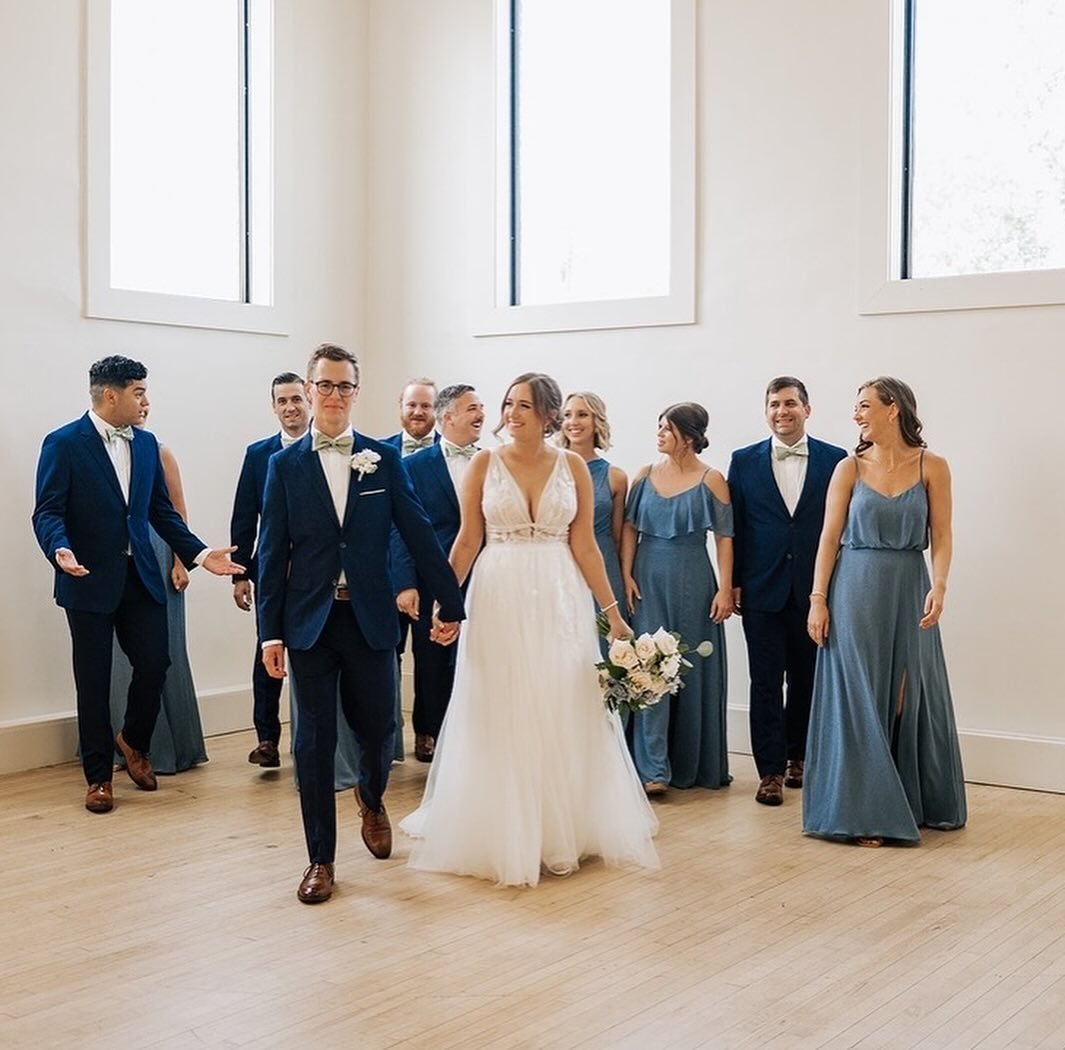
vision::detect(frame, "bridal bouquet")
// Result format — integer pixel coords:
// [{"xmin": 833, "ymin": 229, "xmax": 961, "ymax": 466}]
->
[{"xmin": 595, "ymin": 615, "xmax": 713, "ymax": 717}]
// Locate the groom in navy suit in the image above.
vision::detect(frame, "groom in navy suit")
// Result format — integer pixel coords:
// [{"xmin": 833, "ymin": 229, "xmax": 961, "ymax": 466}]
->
[
  {"xmin": 390, "ymin": 383, "xmax": 484, "ymax": 761},
  {"xmin": 32, "ymin": 356, "xmax": 244, "ymax": 814},
  {"xmin": 229, "ymin": 371, "xmax": 310, "ymax": 768},
  {"xmin": 257, "ymin": 344, "xmax": 464, "ymax": 904},
  {"xmin": 728, "ymin": 377, "xmax": 846, "ymax": 807}
]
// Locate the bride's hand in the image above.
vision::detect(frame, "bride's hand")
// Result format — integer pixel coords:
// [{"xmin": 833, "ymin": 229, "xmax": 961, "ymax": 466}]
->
[{"xmin": 606, "ymin": 606, "xmax": 633, "ymax": 641}]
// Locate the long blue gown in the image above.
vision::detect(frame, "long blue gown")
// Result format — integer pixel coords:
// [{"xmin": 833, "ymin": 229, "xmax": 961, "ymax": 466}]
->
[
  {"xmin": 803, "ymin": 463, "xmax": 967, "ymax": 842},
  {"xmin": 110, "ymin": 528, "xmax": 207, "ymax": 774},
  {"xmin": 588, "ymin": 457, "xmax": 624, "ymax": 633},
  {"xmin": 625, "ymin": 472, "xmax": 733, "ymax": 789}
]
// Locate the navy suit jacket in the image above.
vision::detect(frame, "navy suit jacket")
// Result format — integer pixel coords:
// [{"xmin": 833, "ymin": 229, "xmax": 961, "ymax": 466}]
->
[
  {"xmin": 390, "ymin": 443, "xmax": 461, "ymax": 595},
  {"xmin": 727, "ymin": 436, "xmax": 847, "ymax": 613},
  {"xmin": 256, "ymin": 431, "xmax": 464, "ymax": 652},
  {"xmin": 32, "ymin": 413, "xmax": 205, "ymax": 613},
  {"xmin": 229, "ymin": 433, "xmax": 283, "ymax": 583}
]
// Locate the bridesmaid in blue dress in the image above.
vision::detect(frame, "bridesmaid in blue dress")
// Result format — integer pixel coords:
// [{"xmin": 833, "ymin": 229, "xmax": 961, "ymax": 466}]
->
[
  {"xmin": 110, "ymin": 437, "xmax": 207, "ymax": 774},
  {"xmin": 558, "ymin": 392, "xmax": 627, "ymax": 643},
  {"xmin": 805, "ymin": 377, "xmax": 966, "ymax": 846},
  {"xmin": 621, "ymin": 402, "xmax": 735, "ymax": 794}
]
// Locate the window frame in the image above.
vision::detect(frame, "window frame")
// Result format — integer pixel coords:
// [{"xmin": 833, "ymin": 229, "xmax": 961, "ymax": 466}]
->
[
  {"xmin": 858, "ymin": 0, "xmax": 1065, "ymax": 316},
  {"xmin": 85, "ymin": 0, "xmax": 286, "ymax": 334},
  {"xmin": 476, "ymin": 0, "xmax": 696, "ymax": 337}
]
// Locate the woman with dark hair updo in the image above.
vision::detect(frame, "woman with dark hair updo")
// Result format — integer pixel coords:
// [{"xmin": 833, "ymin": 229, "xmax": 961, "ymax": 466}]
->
[
  {"xmin": 559, "ymin": 392, "xmax": 627, "ymax": 652},
  {"xmin": 401, "ymin": 372, "xmax": 659, "ymax": 886},
  {"xmin": 804, "ymin": 377, "xmax": 966, "ymax": 846},
  {"xmin": 620, "ymin": 402, "xmax": 735, "ymax": 794}
]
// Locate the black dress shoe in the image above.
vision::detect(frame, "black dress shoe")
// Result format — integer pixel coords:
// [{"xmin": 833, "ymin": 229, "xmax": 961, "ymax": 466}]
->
[
  {"xmin": 297, "ymin": 863, "xmax": 335, "ymax": 903},
  {"xmin": 784, "ymin": 760, "xmax": 804, "ymax": 789},
  {"xmin": 248, "ymin": 740, "xmax": 281, "ymax": 767},
  {"xmin": 414, "ymin": 733, "xmax": 435, "ymax": 762}
]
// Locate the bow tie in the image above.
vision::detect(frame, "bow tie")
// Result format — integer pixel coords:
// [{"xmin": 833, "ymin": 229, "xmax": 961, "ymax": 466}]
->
[
  {"xmin": 443, "ymin": 442, "xmax": 478, "ymax": 459},
  {"xmin": 774, "ymin": 442, "xmax": 808, "ymax": 460},
  {"xmin": 105, "ymin": 425, "xmax": 133, "ymax": 444},
  {"xmin": 313, "ymin": 433, "xmax": 354, "ymax": 454},
  {"xmin": 402, "ymin": 434, "xmax": 435, "ymax": 454}
]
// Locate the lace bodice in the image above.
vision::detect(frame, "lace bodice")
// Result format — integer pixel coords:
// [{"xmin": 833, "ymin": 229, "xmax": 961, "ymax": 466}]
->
[{"xmin": 483, "ymin": 449, "xmax": 574, "ymax": 544}]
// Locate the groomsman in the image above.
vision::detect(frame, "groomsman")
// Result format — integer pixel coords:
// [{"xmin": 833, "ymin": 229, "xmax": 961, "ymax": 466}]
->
[
  {"xmin": 391, "ymin": 383, "xmax": 484, "ymax": 761},
  {"xmin": 257, "ymin": 344, "xmax": 464, "ymax": 904},
  {"xmin": 32, "ymin": 356, "xmax": 244, "ymax": 814},
  {"xmin": 384, "ymin": 378, "xmax": 439, "ymax": 457},
  {"xmin": 728, "ymin": 377, "xmax": 846, "ymax": 807},
  {"xmin": 229, "ymin": 372, "xmax": 310, "ymax": 767}
]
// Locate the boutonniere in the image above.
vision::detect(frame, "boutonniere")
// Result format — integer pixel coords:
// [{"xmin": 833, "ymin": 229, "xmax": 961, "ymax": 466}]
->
[{"xmin": 350, "ymin": 448, "xmax": 381, "ymax": 481}]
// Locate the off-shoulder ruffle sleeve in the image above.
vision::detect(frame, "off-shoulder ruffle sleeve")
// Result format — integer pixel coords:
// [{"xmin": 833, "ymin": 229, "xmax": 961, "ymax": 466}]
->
[{"xmin": 625, "ymin": 477, "xmax": 734, "ymax": 539}]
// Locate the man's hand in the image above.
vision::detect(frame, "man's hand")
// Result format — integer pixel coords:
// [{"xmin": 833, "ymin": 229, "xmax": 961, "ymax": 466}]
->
[
  {"xmin": 202, "ymin": 546, "xmax": 246, "ymax": 577},
  {"xmin": 55, "ymin": 548, "xmax": 89, "ymax": 577},
  {"xmin": 233, "ymin": 579, "xmax": 253, "ymax": 611},
  {"xmin": 430, "ymin": 618, "xmax": 460, "ymax": 646},
  {"xmin": 262, "ymin": 643, "xmax": 286, "ymax": 679},
  {"xmin": 396, "ymin": 588, "xmax": 420, "ymax": 619}
]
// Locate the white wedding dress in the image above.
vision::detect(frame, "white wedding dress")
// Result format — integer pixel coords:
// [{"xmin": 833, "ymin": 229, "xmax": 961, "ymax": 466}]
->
[{"xmin": 400, "ymin": 448, "xmax": 660, "ymax": 886}]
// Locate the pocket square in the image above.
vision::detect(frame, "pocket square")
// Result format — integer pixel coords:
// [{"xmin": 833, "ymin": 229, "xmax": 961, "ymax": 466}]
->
[{"xmin": 358, "ymin": 488, "xmax": 386, "ymax": 497}]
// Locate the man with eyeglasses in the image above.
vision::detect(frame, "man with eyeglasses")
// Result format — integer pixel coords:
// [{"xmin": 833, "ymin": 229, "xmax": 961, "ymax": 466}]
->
[
  {"xmin": 32, "ymin": 355, "xmax": 245, "ymax": 815},
  {"xmin": 256, "ymin": 343, "xmax": 464, "ymax": 904},
  {"xmin": 229, "ymin": 371, "xmax": 311, "ymax": 770}
]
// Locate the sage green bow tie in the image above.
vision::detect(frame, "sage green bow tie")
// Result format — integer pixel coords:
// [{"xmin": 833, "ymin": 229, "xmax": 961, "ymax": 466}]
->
[
  {"xmin": 774, "ymin": 441, "xmax": 808, "ymax": 460},
  {"xmin": 444, "ymin": 442, "xmax": 478, "ymax": 459},
  {"xmin": 402, "ymin": 434, "xmax": 435, "ymax": 454},
  {"xmin": 313, "ymin": 433, "xmax": 354, "ymax": 454},
  {"xmin": 105, "ymin": 425, "xmax": 133, "ymax": 444}
]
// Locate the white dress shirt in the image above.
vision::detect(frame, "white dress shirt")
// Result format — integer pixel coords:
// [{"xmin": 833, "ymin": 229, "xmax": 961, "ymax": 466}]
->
[
  {"xmin": 440, "ymin": 438, "xmax": 476, "ymax": 491},
  {"xmin": 89, "ymin": 409, "xmax": 131, "ymax": 503},
  {"xmin": 770, "ymin": 435, "xmax": 809, "ymax": 517}
]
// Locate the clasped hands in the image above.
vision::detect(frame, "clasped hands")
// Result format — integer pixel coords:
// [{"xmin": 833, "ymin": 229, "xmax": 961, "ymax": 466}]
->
[{"xmin": 396, "ymin": 588, "xmax": 461, "ymax": 647}]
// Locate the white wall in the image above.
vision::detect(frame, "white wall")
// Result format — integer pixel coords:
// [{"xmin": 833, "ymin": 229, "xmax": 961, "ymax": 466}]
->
[
  {"xmin": 363, "ymin": 0, "xmax": 1064, "ymax": 790},
  {"xmin": 0, "ymin": 0, "xmax": 372, "ymax": 768}
]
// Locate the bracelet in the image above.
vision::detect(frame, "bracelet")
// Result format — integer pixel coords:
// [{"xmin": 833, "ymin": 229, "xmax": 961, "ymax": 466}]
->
[
  {"xmin": 600, "ymin": 599, "xmax": 620, "ymax": 613},
  {"xmin": 809, "ymin": 591, "xmax": 827, "ymax": 600}
]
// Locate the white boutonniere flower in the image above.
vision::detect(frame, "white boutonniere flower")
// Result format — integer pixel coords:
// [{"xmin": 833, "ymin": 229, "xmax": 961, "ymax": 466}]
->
[{"xmin": 350, "ymin": 448, "xmax": 381, "ymax": 480}]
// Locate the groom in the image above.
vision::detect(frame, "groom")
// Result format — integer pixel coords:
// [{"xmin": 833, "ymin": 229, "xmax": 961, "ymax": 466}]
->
[
  {"xmin": 257, "ymin": 343, "xmax": 465, "ymax": 904},
  {"xmin": 728, "ymin": 377, "xmax": 846, "ymax": 807}
]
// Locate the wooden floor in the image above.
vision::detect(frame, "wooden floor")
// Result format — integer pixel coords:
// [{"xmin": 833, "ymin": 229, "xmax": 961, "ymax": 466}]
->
[{"xmin": 4, "ymin": 731, "xmax": 1065, "ymax": 1050}]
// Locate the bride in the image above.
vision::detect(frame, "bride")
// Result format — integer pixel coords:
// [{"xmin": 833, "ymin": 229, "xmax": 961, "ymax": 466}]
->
[{"xmin": 400, "ymin": 373, "xmax": 660, "ymax": 886}]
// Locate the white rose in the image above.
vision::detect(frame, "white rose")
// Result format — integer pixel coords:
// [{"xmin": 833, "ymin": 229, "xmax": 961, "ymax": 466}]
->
[
  {"xmin": 634, "ymin": 634, "xmax": 658, "ymax": 663},
  {"xmin": 628, "ymin": 669, "xmax": 656, "ymax": 694},
  {"xmin": 661, "ymin": 654, "xmax": 681, "ymax": 679},
  {"xmin": 608, "ymin": 639, "xmax": 639, "ymax": 670},
  {"xmin": 653, "ymin": 627, "xmax": 679, "ymax": 656}
]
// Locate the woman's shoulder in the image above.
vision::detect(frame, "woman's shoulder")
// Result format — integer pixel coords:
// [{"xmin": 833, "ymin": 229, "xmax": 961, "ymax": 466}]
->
[
  {"xmin": 700, "ymin": 465, "xmax": 730, "ymax": 503},
  {"xmin": 631, "ymin": 463, "xmax": 652, "ymax": 484},
  {"xmin": 921, "ymin": 448, "xmax": 950, "ymax": 481},
  {"xmin": 607, "ymin": 462, "xmax": 627, "ymax": 488}
]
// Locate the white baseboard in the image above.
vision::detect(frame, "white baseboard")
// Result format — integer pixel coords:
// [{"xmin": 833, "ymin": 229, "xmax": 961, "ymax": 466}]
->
[{"xmin": 3, "ymin": 696, "xmax": 1060, "ymax": 792}]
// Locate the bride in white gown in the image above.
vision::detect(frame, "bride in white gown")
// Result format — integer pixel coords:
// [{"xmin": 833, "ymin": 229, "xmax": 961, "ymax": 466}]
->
[{"xmin": 400, "ymin": 373, "xmax": 660, "ymax": 886}]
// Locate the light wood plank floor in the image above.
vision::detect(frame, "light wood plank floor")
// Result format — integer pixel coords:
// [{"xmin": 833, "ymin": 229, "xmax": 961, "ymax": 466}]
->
[{"xmin": 3, "ymin": 730, "xmax": 1065, "ymax": 1050}]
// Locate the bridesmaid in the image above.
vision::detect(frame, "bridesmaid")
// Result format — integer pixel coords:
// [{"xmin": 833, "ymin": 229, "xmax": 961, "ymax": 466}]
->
[
  {"xmin": 621, "ymin": 402, "xmax": 734, "ymax": 795},
  {"xmin": 559, "ymin": 392, "xmax": 627, "ymax": 639},
  {"xmin": 109, "ymin": 423, "xmax": 207, "ymax": 774},
  {"xmin": 804, "ymin": 377, "xmax": 966, "ymax": 845}
]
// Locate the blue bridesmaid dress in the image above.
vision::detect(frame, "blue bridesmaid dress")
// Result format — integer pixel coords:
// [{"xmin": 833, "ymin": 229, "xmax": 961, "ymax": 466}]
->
[
  {"xmin": 625, "ymin": 471, "xmax": 733, "ymax": 789},
  {"xmin": 803, "ymin": 457, "xmax": 967, "ymax": 842},
  {"xmin": 588, "ymin": 457, "xmax": 624, "ymax": 620}
]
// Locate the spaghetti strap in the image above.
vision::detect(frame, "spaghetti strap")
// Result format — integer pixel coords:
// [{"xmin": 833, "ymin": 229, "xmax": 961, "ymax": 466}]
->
[{"xmin": 919, "ymin": 448, "xmax": 926, "ymax": 483}]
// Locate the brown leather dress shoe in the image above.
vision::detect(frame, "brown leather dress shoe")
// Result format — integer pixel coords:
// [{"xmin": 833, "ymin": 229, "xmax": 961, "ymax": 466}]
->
[
  {"xmin": 414, "ymin": 733, "xmax": 435, "ymax": 762},
  {"xmin": 784, "ymin": 760, "xmax": 804, "ymax": 788},
  {"xmin": 353, "ymin": 786, "xmax": 392, "ymax": 859},
  {"xmin": 755, "ymin": 773, "xmax": 784, "ymax": 806},
  {"xmin": 115, "ymin": 732, "xmax": 157, "ymax": 791},
  {"xmin": 297, "ymin": 863, "xmax": 335, "ymax": 903},
  {"xmin": 85, "ymin": 782, "xmax": 114, "ymax": 814},
  {"xmin": 248, "ymin": 740, "xmax": 281, "ymax": 767}
]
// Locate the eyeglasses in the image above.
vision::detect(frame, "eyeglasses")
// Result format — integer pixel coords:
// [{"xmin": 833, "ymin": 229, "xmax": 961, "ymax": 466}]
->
[{"xmin": 312, "ymin": 380, "xmax": 358, "ymax": 398}]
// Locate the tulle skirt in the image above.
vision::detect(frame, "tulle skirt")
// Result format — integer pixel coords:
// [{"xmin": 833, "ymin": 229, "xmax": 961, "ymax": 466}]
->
[{"xmin": 400, "ymin": 539, "xmax": 660, "ymax": 886}]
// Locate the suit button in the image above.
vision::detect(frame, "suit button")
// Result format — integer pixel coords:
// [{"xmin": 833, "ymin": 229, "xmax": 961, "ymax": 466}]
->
[
  {"xmin": 339, "ymin": 542, "xmax": 347, "ymax": 549},
  {"xmin": 785, "ymin": 553, "xmax": 793, "ymax": 560},
  {"xmin": 331, "ymin": 578, "xmax": 339, "ymax": 586}
]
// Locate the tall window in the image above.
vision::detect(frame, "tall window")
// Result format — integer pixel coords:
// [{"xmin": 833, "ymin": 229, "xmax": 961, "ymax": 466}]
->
[
  {"xmin": 483, "ymin": 0, "xmax": 694, "ymax": 335},
  {"xmin": 87, "ymin": 0, "xmax": 278, "ymax": 332},
  {"xmin": 904, "ymin": 0, "xmax": 1065, "ymax": 279}
]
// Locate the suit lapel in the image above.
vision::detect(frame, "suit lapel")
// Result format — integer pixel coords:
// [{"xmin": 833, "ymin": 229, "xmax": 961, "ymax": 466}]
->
[
  {"xmin": 340, "ymin": 432, "xmax": 364, "ymax": 528},
  {"xmin": 296, "ymin": 435, "xmax": 342, "ymax": 526},
  {"xmin": 80, "ymin": 414, "xmax": 125, "ymax": 504},
  {"xmin": 793, "ymin": 439, "xmax": 828, "ymax": 518},
  {"xmin": 755, "ymin": 440, "xmax": 791, "ymax": 518},
  {"xmin": 430, "ymin": 446, "xmax": 459, "ymax": 513}
]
